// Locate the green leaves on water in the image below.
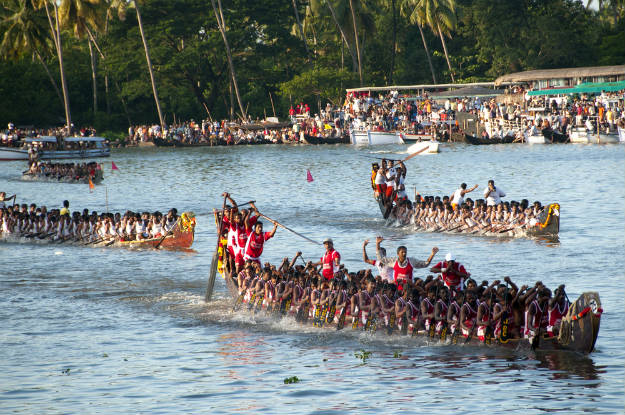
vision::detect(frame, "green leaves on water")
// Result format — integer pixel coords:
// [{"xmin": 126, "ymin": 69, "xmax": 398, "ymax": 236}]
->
[
  {"xmin": 284, "ymin": 376, "xmax": 300, "ymax": 384},
  {"xmin": 61, "ymin": 368, "xmax": 71, "ymax": 375},
  {"xmin": 354, "ymin": 350, "xmax": 372, "ymax": 364},
  {"xmin": 393, "ymin": 351, "xmax": 402, "ymax": 358}
]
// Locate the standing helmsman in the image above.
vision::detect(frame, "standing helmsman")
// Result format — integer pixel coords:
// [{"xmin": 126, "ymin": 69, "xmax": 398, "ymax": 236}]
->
[
  {"xmin": 483, "ymin": 179, "xmax": 506, "ymax": 206},
  {"xmin": 450, "ymin": 183, "xmax": 478, "ymax": 210},
  {"xmin": 315, "ymin": 238, "xmax": 341, "ymax": 281},
  {"xmin": 375, "ymin": 236, "xmax": 438, "ymax": 292}
]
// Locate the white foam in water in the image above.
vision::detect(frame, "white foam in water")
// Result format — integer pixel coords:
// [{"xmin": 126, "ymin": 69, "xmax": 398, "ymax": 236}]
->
[{"xmin": 54, "ymin": 251, "xmax": 63, "ymax": 255}]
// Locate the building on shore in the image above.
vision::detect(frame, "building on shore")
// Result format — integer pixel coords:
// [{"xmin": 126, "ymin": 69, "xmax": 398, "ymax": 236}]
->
[{"xmin": 494, "ymin": 65, "xmax": 625, "ymax": 90}]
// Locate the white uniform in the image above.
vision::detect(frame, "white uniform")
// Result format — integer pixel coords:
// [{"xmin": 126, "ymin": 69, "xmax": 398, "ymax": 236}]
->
[
  {"xmin": 484, "ymin": 186, "xmax": 506, "ymax": 206},
  {"xmin": 451, "ymin": 188, "xmax": 464, "ymax": 206}
]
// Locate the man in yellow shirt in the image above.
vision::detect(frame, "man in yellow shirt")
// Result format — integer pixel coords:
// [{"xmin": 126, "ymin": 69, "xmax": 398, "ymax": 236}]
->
[{"xmin": 60, "ymin": 200, "xmax": 70, "ymax": 216}]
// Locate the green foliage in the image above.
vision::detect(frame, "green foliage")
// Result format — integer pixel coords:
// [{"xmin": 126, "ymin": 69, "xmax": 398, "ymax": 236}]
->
[
  {"xmin": 354, "ymin": 349, "xmax": 372, "ymax": 364},
  {"xmin": 0, "ymin": 0, "xmax": 622, "ymax": 130},
  {"xmin": 283, "ymin": 375, "xmax": 300, "ymax": 384}
]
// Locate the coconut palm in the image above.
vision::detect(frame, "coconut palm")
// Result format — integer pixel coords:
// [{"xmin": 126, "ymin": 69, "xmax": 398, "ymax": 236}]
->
[
  {"xmin": 32, "ymin": 0, "xmax": 72, "ymax": 132},
  {"xmin": 210, "ymin": 0, "xmax": 246, "ymax": 120},
  {"xmin": 401, "ymin": 0, "xmax": 437, "ymax": 83},
  {"xmin": 411, "ymin": 0, "xmax": 457, "ymax": 82},
  {"xmin": 0, "ymin": 0, "xmax": 63, "ymax": 103},
  {"xmin": 292, "ymin": 0, "xmax": 310, "ymax": 59},
  {"xmin": 58, "ymin": 0, "xmax": 105, "ymax": 115}
]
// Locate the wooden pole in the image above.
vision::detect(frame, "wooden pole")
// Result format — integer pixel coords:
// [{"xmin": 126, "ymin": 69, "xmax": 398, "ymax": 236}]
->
[{"xmin": 269, "ymin": 92, "xmax": 277, "ymax": 118}]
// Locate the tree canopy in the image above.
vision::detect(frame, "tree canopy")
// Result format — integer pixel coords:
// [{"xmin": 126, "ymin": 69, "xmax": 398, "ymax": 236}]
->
[{"xmin": 0, "ymin": 0, "xmax": 622, "ymax": 130}]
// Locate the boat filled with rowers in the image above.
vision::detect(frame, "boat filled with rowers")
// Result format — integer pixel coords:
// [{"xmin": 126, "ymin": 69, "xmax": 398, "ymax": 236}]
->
[
  {"xmin": 0, "ymin": 197, "xmax": 195, "ymax": 250},
  {"xmin": 21, "ymin": 161, "xmax": 104, "ymax": 185},
  {"xmin": 371, "ymin": 160, "xmax": 559, "ymax": 238},
  {"xmin": 207, "ymin": 196, "xmax": 599, "ymax": 354}
]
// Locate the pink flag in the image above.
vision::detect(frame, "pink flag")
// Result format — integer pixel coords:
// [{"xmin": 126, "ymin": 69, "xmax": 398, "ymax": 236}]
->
[
  {"xmin": 306, "ymin": 169, "xmax": 314, "ymax": 182},
  {"xmin": 111, "ymin": 161, "xmax": 119, "ymax": 171}
]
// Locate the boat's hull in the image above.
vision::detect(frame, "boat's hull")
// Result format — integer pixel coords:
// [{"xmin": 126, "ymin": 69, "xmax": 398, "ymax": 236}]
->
[
  {"xmin": 0, "ymin": 147, "xmax": 110, "ymax": 161},
  {"xmin": 350, "ymin": 130, "xmax": 403, "ymax": 146},
  {"xmin": 401, "ymin": 133, "xmax": 433, "ymax": 143},
  {"xmin": 618, "ymin": 127, "xmax": 625, "ymax": 143},
  {"xmin": 464, "ymin": 134, "xmax": 515, "ymax": 145},
  {"xmin": 406, "ymin": 141, "xmax": 440, "ymax": 154},
  {"xmin": 302, "ymin": 134, "xmax": 350, "ymax": 145},
  {"xmin": 526, "ymin": 134, "xmax": 547, "ymax": 144},
  {"xmin": 570, "ymin": 128, "xmax": 619, "ymax": 144}
]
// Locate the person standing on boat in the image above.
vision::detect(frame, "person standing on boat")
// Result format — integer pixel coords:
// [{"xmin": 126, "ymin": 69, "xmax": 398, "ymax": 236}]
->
[
  {"xmin": 450, "ymin": 183, "xmax": 478, "ymax": 210},
  {"xmin": 314, "ymin": 238, "xmax": 341, "ymax": 281},
  {"xmin": 375, "ymin": 236, "xmax": 438, "ymax": 292},
  {"xmin": 0, "ymin": 192, "xmax": 16, "ymax": 209},
  {"xmin": 430, "ymin": 253, "xmax": 470, "ymax": 292},
  {"xmin": 242, "ymin": 219, "xmax": 277, "ymax": 266},
  {"xmin": 483, "ymin": 180, "xmax": 505, "ymax": 206},
  {"xmin": 362, "ymin": 239, "xmax": 393, "ymax": 283}
]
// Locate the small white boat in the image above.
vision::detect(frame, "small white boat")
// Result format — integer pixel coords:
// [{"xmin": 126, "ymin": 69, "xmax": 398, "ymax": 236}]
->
[
  {"xmin": 570, "ymin": 128, "xmax": 619, "ymax": 144},
  {"xmin": 401, "ymin": 133, "xmax": 433, "ymax": 143},
  {"xmin": 406, "ymin": 140, "xmax": 440, "ymax": 154},
  {"xmin": 526, "ymin": 134, "xmax": 547, "ymax": 144},
  {"xmin": 350, "ymin": 130, "xmax": 403, "ymax": 146},
  {"xmin": 0, "ymin": 136, "xmax": 110, "ymax": 161}
]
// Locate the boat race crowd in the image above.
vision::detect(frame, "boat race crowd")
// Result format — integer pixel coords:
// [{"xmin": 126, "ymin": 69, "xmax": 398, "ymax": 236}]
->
[
  {"xmin": 212, "ymin": 193, "xmax": 570, "ymax": 344},
  {"xmin": 0, "ymin": 195, "xmax": 182, "ymax": 245}
]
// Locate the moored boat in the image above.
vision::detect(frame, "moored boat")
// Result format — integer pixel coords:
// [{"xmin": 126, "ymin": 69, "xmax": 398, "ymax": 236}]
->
[
  {"xmin": 618, "ymin": 126, "xmax": 625, "ymax": 143},
  {"xmin": 401, "ymin": 133, "xmax": 434, "ymax": 143},
  {"xmin": 302, "ymin": 134, "xmax": 350, "ymax": 145},
  {"xmin": 405, "ymin": 140, "xmax": 440, "ymax": 154},
  {"xmin": 0, "ymin": 136, "xmax": 110, "ymax": 161},
  {"xmin": 464, "ymin": 133, "xmax": 515, "ymax": 145},
  {"xmin": 569, "ymin": 127, "xmax": 619, "ymax": 144},
  {"xmin": 350, "ymin": 130, "xmax": 403, "ymax": 145}
]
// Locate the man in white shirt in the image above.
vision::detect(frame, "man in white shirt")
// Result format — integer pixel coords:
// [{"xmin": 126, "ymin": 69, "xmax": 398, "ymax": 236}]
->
[
  {"xmin": 450, "ymin": 183, "xmax": 478, "ymax": 210},
  {"xmin": 483, "ymin": 180, "xmax": 506, "ymax": 206}
]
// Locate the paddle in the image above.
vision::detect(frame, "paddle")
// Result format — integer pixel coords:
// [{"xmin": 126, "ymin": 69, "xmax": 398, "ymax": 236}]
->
[
  {"xmin": 336, "ymin": 305, "xmax": 347, "ymax": 330},
  {"xmin": 402, "ymin": 145, "xmax": 430, "ymax": 162},
  {"xmin": 206, "ymin": 194, "xmax": 228, "ymax": 302},
  {"xmin": 499, "ymin": 284, "xmax": 510, "ymax": 344},
  {"xmin": 258, "ymin": 213, "xmax": 321, "ymax": 245},
  {"xmin": 386, "ymin": 312, "xmax": 396, "ymax": 335},
  {"xmin": 214, "ymin": 200, "xmax": 255, "ymax": 212},
  {"xmin": 104, "ymin": 238, "xmax": 117, "ymax": 246},
  {"xmin": 464, "ymin": 320, "xmax": 476, "ymax": 344},
  {"xmin": 154, "ymin": 230, "xmax": 174, "ymax": 249}
]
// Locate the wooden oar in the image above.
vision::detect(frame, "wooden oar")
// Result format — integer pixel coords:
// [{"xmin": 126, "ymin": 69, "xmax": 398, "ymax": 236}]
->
[
  {"xmin": 336, "ymin": 306, "xmax": 347, "ymax": 330},
  {"xmin": 464, "ymin": 320, "xmax": 477, "ymax": 344},
  {"xmin": 206, "ymin": 194, "xmax": 228, "ymax": 302},
  {"xmin": 258, "ymin": 213, "xmax": 321, "ymax": 245},
  {"xmin": 214, "ymin": 200, "xmax": 255, "ymax": 212},
  {"xmin": 402, "ymin": 145, "xmax": 430, "ymax": 162},
  {"xmin": 154, "ymin": 230, "xmax": 173, "ymax": 249}
]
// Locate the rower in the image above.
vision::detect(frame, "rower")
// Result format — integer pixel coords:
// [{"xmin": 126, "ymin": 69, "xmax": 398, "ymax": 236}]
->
[
  {"xmin": 375, "ymin": 236, "xmax": 438, "ymax": 292},
  {"xmin": 459, "ymin": 289, "xmax": 479, "ymax": 338},
  {"xmin": 242, "ymin": 220, "xmax": 277, "ymax": 266},
  {"xmin": 420, "ymin": 285, "xmax": 437, "ymax": 333},
  {"xmin": 314, "ymin": 238, "xmax": 341, "ymax": 281},
  {"xmin": 370, "ymin": 163, "xmax": 379, "ymax": 191},
  {"xmin": 450, "ymin": 183, "xmax": 478, "ymax": 210},
  {"xmin": 430, "ymin": 253, "xmax": 470, "ymax": 292},
  {"xmin": 60, "ymin": 200, "xmax": 70, "ymax": 216},
  {"xmin": 362, "ymin": 239, "xmax": 393, "ymax": 283},
  {"xmin": 523, "ymin": 286, "xmax": 551, "ymax": 340},
  {"xmin": 547, "ymin": 285, "xmax": 569, "ymax": 337}
]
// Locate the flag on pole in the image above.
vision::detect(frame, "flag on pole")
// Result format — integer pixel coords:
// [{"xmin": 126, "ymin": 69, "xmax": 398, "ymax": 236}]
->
[
  {"xmin": 111, "ymin": 161, "xmax": 119, "ymax": 171},
  {"xmin": 306, "ymin": 169, "xmax": 314, "ymax": 182},
  {"xmin": 88, "ymin": 177, "xmax": 94, "ymax": 192}
]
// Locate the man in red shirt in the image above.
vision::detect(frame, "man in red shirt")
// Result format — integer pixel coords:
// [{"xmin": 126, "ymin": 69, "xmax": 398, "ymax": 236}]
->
[
  {"xmin": 430, "ymin": 253, "xmax": 470, "ymax": 291},
  {"xmin": 315, "ymin": 238, "xmax": 341, "ymax": 280}
]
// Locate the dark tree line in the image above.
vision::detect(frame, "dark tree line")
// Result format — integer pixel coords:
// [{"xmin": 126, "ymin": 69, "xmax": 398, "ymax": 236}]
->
[{"xmin": 0, "ymin": 0, "xmax": 623, "ymax": 133}]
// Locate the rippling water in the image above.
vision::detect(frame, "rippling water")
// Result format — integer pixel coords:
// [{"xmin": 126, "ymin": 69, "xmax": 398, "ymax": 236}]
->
[{"xmin": 1, "ymin": 143, "xmax": 623, "ymax": 414}]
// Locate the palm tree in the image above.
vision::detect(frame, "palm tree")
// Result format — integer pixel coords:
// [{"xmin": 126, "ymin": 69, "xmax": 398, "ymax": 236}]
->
[
  {"xmin": 291, "ymin": 0, "xmax": 310, "ymax": 59},
  {"xmin": 58, "ymin": 0, "xmax": 105, "ymax": 115},
  {"xmin": 412, "ymin": 0, "xmax": 457, "ymax": 82},
  {"xmin": 0, "ymin": 0, "xmax": 63, "ymax": 103},
  {"xmin": 210, "ymin": 0, "xmax": 247, "ymax": 120},
  {"xmin": 401, "ymin": 0, "xmax": 437, "ymax": 83},
  {"xmin": 32, "ymin": 0, "xmax": 72, "ymax": 132},
  {"xmin": 348, "ymin": 0, "xmax": 363, "ymax": 85}
]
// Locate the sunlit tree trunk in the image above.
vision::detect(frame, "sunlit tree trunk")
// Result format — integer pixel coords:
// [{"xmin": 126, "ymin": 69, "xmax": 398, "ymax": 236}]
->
[{"xmin": 348, "ymin": 0, "xmax": 363, "ymax": 85}]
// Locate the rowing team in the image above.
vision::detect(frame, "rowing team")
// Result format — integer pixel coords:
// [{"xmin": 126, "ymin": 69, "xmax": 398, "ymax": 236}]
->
[
  {"xmin": 24, "ymin": 161, "xmax": 103, "ymax": 183},
  {"xmin": 0, "ymin": 200, "xmax": 180, "ymax": 243},
  {"xmin": 231, "ymin": 246, "xmax": 569, "ymax": 344}
]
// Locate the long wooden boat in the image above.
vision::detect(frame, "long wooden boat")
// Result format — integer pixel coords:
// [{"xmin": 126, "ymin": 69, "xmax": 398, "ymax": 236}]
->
[
  {"xmin": 541, "ymin": 128, "xmax": 570, "ymax": 143},
  {"xmin": 1, "ymin": 212, "xmax": 196, "ymax": 250},
  {"xmin": 465, "ymin": 133, "xmax": 515, "ymax": 145},
  {"xmin": 21, "ymin": 169, "xmax": 104, "ymax": 184},
  {"xmin": 215, "ymin": 265, "xmax": 600, "ymax": 354},
  {"xmin": 377, "ymin": 195, "xmax": 560, "ymax": 238},
  {"xmin": 302, "ymin": 134, "xmax": 350, "ymax": 145}
]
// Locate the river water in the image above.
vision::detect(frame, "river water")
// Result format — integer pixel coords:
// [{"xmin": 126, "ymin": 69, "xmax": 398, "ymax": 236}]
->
[{"xmin": 1, "ymin": 143, "xmax": 624, "ymax": 414}]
